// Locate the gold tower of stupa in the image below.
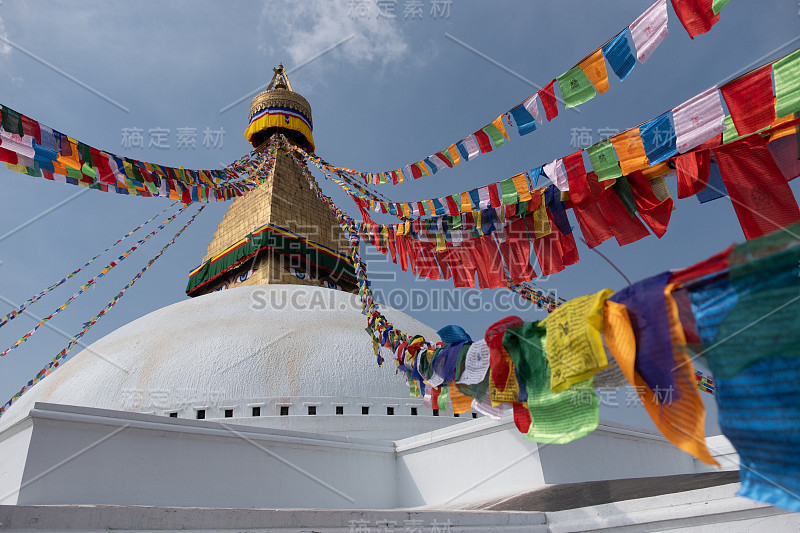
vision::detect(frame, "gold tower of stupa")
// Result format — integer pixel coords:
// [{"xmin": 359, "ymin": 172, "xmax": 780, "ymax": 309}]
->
[{"xmin": 186, "ymin": 65, "xmax": 355, "ymax": 297}]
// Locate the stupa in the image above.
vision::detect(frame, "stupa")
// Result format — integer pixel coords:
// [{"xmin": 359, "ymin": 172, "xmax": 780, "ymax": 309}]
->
[{"xmin": 0, "ymin": 67, "xmax": 794, "ymax": 532}]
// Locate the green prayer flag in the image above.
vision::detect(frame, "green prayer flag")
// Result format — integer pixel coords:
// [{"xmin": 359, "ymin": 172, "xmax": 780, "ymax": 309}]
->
[
  {"xmin": 457, "ymin": 374, "xmax": 490, "ymax": 403},
  {"xmin": 722, "ymin": 114, "xmax": 740, "ymax": 144},
  {"xmin": 1, "ymin": 106, "xmax": 23, "ymax": 137},
  {"xmin": 437, "ymin": 386, "xmax": 449, "ymax": 411},
  {"xmin": 612, "ymin": 177, "xmax": 637, "ymax": 218},
  {"xmin": 503, "ymin": 324, "xmax": 599, "ymax": 444},
  {"xmin": 712, "ymin": 0, "xmax": 731, "ymax": 14},
  {"xmin": 499, "ymin": 177, "xmax": 518, "ymax": 205},
  {"xmin": 587, "ymin": 141, "xmax": 623, "ymax": 181},
  {"xmin": 774, "ymin": 49, "xmax": 800, "ymax": 119},
  {"xmin": 482, "ymin": 123, "xmax": 506, "ymax": 148},
  {"xmin": 557, "ymin": 65, "xmax": 597, "ymax": 109}
]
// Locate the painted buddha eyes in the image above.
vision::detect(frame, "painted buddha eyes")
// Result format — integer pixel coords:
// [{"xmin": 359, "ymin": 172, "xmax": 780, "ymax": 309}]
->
[
  {"xmin": 237, "ymin": 271, "xmax": 251, "ymax": 283},
  {"xmin": 287, "ymin": 267, "xmax": 307, "ymax": 280}
]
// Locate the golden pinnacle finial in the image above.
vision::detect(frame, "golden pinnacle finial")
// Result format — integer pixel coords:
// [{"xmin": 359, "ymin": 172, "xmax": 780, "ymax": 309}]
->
[{"xmin": 267, "ymin": 63, "xmax": 292, "ymax": 92}]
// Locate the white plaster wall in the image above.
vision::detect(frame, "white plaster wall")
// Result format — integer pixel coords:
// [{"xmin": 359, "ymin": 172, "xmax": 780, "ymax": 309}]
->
[
  {"xmin": 395, "ymin": 416, "xmax": 546, "ymax": 508},
  {"xmin": 0, "ymin": 419, "xmax": 33, "ymax": 505},
  {"xmin": 695, "ymin": 434, "xmax": 739, "ymax": 473},
  {"xmin": 538, "ymin": 422, "xmax": 697, "ymax": 484},
  {"xmin": 16, "ymin": 404, "xmax": 397, "ymax": 509}
]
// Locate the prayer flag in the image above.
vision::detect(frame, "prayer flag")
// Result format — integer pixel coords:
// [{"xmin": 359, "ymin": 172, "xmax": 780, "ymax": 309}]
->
[
  {"xmin": 579, "ymin": 49, "xmax": 610, "ymax": 94},
  {"xmin": 557, "ymin": 65, "xmax": 596, "ymax": 108},
  {"xmin": 602, "ymin": 29, "xmax": 636, "ymax": 81},
  {"xmin": 539, "ymin": 79, "xmax": 559, "ymax": 121},
  {"xmin": 774, "ymin": 49, "xmax": 800, "ymax": 119},
  {"xmin": 509, "ymin": 104, "xmax": 537, "ymax": 136},
  {"xmin": 639, "ymin": 112, "xmax": 677, "ymax": 164},
  {"xmin": 713, "ymin": 135, "xmax": 800, "ymax": 240},
  {"xmin": 720, "ymin": 65, "xmax": 776, "ymax": 136},
  {"xmin": 610, "ymin": 130, "xmax": 650, "ymax": 174},
  {"xmin": 671, "ymin": 0, "xmax": 720, "ymax": 39},
  {"xmin": 587, "ymin": 140, "xmax": 623, "ymax": 181},
  {"xmin": 672, "ymin": 87, "xmax": 726, "ymax": 153},
  {"xmin": 629, "ymin": 0, "xmax": 669, "ymax": 63}
]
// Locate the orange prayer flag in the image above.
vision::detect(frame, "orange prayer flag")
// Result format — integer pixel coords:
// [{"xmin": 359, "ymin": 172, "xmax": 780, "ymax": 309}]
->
[
  {"xmin": 603, "ymin": 297, "xmax": 718, "ymax": 466},
  {"xmin": 511, "ymin": 172, "xmax": 532, "ymax": 202},
  {"xmin": 579, "ymin": 49, "xmax": 610, "ymax": 95},
  {"xmin": 610, "ymin": 130, "xmax": 650, "ymax": 175},
  {"xmin": 460, "ymin": 191, "xmax": 472, "ymax": 212},
  {"xmin": 447, "ymin": 144, "xmax": 461, "ymax": 166},
  {"xmin": 450, "ymin": 381, "xmax": 474, "ymax": 414},
  {"xmin": 492, "ymin": 115, "xmax": 510, "ymax": 140}
]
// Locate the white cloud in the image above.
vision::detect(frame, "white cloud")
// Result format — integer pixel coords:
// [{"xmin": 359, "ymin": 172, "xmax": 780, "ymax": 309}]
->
[{"xmin": 259, "ymin": 0, "xmax": 409, "ymax": 69}]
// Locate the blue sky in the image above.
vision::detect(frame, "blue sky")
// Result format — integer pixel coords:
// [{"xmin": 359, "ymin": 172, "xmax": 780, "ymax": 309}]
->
[{"xmin": 0, "ymin": 0, "xmax": 798, "ymax": 434}]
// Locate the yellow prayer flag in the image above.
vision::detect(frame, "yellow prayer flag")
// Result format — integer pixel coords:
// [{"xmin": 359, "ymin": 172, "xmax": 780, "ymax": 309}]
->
[
  {"xmin": 531, "ymin": 188, "xmax": 552, "ymax": 239},
  {"xmin": 579, "ymin": 49, "xmax": 610, "ymax": 95},
  {"xmin": 541, "ymin": 289, "xmax": 613, "ymax": 393}
]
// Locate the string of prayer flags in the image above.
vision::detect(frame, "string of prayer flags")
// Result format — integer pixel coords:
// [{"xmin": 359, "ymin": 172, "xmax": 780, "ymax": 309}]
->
[
  {"xmin": 0, "ymin": 202, "xmax": 177, "ymax": 330},
  {"xmin": 773, "ymin": 48, "xmax": 800, "ymax": 120},
  {"xmin": 671, "ymin": 0, "xmax": 721, "ymax": 39},
  {"xmin": 311, "ymin": 0, "xmax": 735, "ymax": 188},
  {"xmin": 695, "ymin": 370, "xmax": 715, "ymax": 394},
  {"xmin": 0, "ymin": 208, "xmax": 185, "ymax": 359},
  {"xmin": 629, "ymin": 0, "xmax": 669, "ymax": 63},
  {"xmin": 280, "ymin": 137, "xmax": 800, "ymax": 510},
  {"xmin": 720, "ymin": 65, "xmax": 776, "ymax": 136},
  {"xmin": 602, "ymin": 30, "xmax": 636, "ymax": 82},
  {"xmin": 0, "ymin": 206, "xmax": 206, "ymax": 417}
]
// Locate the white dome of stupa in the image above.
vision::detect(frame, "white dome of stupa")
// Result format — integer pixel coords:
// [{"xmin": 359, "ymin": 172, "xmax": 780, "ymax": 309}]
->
[{"xmin": 0, "ymin": 285, "xmax": 447, "ymax": 437}]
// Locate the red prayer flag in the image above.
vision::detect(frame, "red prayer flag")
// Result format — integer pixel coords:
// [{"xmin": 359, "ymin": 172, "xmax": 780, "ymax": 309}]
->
[
  {"xmin": 627, "ymin": 171, "xmax": 674, "ymax": 238},
  {"xmin": 20, "ymin": 115, "xmax": 41, "ymax": 143},
  {"xmin": 675, "ymin": 149, "xmax": 711, "ymax": 199},
  {"xmin": 597, "ymin": 186, "xmax": 650, "ymax": 246},
  {"xmin": 499, "ymin": 217, "xmax": 536, "ymax": 284},
  {"xmin": 720, "ymin": 65, "xmax": 776, "ymax": 136},
  {"xmin": 712, "ymin": 135, "xmax": 800, "ymax": 240},
  {"xmin": 0, "ymin": 147, "xmax": 18, "ymax": 165},
  {"xmin": 411, "ymin": 163, "xmax": 422, "ymax": 179},
  {"xmin": 488, "ymin": 183, "xmax": 501, "ymax": 208},
  {"xmin": 539, "ymin": 79, "xmax": 559, "ymax": 121},
  {"xmin": 486, "ymin": 316, "xmax": 523, "ymax": 391},
  {"xmin": 473, "ymin": 129, "xmax": 493, "ymax": 153},
  {"xmin": 445, "ymin": 196, "xmax": 459, "ymax": 215},
  {"xmin": 670, "ymin": 0, "xmax": 720, "ymax": 39},
  {"xmin": 513, "ymin": 402, "xmax": 532, "ymax": 433}
]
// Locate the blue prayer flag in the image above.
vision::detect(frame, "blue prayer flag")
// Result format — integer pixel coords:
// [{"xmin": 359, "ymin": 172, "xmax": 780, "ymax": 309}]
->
[
  {"xmin": 639, "ymin": 112, "xmax": 677, "ymax": 165},
  {"xmin": 602, "ymin": 30, "xmax": 636, "ymax": 82}
]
